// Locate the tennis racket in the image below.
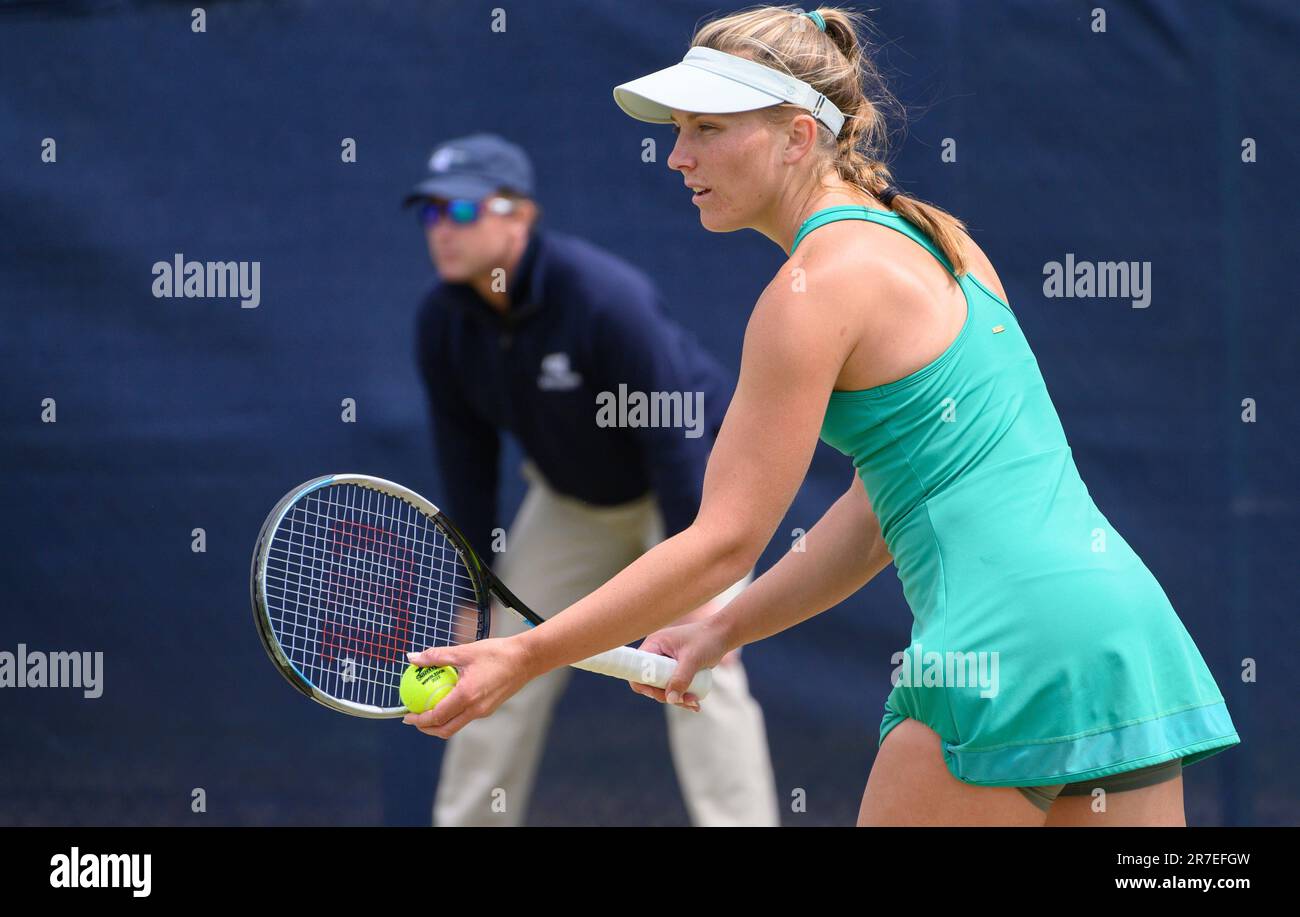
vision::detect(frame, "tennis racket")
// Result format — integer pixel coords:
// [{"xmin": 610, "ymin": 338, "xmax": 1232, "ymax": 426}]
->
[{"xmin": 250, "ymin": 473, "xmax": 712, "ymax": 718}]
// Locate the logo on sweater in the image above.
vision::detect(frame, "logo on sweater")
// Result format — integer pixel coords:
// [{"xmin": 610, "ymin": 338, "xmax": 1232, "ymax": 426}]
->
[{"xmin": 537, "ymin": 352, "xmax": 583, "ymax": 391}]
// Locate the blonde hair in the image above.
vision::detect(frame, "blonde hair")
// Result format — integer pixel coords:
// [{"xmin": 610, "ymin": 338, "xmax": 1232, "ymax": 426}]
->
[{"xmin": 692, "ymin": 4, "xmax": 969, "ymax": 274}]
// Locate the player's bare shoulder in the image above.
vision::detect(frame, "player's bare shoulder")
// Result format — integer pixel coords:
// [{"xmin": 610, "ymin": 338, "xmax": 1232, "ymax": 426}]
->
[
  {"xmin": 742, "ymin": 241, "xmax": 876, "ymax": 372},
  {"xmin": 776, "ymin": 221, "xmax": 917, "ymax": 331}
]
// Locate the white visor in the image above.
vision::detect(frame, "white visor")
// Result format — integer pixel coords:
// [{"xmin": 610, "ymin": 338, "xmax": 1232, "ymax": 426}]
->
[{"xmin": 613, "ymin": 46, "xmax": 845, "ymax": 138}]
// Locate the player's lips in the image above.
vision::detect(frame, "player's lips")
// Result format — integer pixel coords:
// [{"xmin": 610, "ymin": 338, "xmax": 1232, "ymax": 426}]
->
[{"xmin": 686, "ymin": 182, "xmax": 712, "ymax": 202}]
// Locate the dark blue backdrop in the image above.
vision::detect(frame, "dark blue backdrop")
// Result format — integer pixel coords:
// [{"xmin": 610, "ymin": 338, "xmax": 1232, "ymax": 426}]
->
[{"xmin": 1, "ymin": 0, "xmax": 1295, "ymax": 825}]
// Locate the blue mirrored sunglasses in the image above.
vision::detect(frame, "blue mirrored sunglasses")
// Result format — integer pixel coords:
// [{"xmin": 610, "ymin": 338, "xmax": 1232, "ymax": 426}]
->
[{"xmin": 418, "ymin": 197, "xmax": 515, "ymax": 227}]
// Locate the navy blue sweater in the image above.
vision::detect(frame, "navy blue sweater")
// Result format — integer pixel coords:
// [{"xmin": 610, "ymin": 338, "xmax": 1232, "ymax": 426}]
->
[{"xmin": 415, "ymin": 227, "xmax": 734, "ymax": 557}]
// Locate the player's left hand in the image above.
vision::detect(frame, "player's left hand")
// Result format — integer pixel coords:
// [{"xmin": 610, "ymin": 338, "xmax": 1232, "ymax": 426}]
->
[
  {"xmin": 629, "ymin": 617, "xmax": 733, "ymax": 710},
  {"xmin": 402, "ymin": 637, "xmax": 532, "ymax": 739},
  {"xmin": 668, "ymin": 598, "xmax": 742, "ymax": 668}
]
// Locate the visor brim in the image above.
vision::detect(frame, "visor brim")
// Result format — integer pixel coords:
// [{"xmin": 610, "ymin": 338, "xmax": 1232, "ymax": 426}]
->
[{"xmin": 613, "ymin": 61, "xmax": 783, "ymax": 124}]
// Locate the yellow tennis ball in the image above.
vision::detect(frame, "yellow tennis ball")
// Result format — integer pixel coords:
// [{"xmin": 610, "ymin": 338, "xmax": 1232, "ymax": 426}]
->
[{"xmin": 400, "ymin": 664, "xmax": 459, "ymax": 713}]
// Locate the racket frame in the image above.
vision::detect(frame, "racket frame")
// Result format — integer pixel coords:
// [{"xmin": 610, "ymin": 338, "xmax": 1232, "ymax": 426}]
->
[
  {"xmin": 251, "ymin": 473, "xmax": 491, "ymax": 719},
  {"xmin": 251, "ymin": 473, "xmax": 714, "ymax": 720}
]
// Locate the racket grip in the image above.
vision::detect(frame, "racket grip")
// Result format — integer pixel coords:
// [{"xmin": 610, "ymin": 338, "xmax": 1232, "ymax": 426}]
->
[{"xmin": 572, "ymin": 646, "xmax": 713, "ymax": 700}]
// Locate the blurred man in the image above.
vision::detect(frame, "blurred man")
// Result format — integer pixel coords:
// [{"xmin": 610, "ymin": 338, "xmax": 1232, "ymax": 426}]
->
[{"xmin": 406, "ymin": 133, "xmax": 779, "ymax": 826}]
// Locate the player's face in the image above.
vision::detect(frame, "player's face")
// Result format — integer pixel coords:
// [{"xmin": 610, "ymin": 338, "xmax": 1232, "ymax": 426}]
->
[
  {"xmin": 667, "ymin": 109, "xmax": 786, "ymax": 233},
  {"xmin": 423, "ymin": 197, "xmax": 521, "ymax": 282}
]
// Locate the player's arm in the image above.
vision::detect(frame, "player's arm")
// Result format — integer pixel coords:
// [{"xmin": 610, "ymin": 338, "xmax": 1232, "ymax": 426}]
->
[
  {"xmin": 628, "ymin": 469, "xmax": 891, "ymax": 705},
  {"xmin": 514, "ymin": 267, "xmax": 857, "ymax": 678},
  {"xmin": 704, "ymin": 469, "xmax": 892, "ymax": 650}
]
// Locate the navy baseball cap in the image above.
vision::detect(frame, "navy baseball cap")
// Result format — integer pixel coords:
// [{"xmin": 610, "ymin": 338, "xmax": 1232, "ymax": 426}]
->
[{"xmin": 403, "ymin": 133, "xmax": 535, "ymax": 206}]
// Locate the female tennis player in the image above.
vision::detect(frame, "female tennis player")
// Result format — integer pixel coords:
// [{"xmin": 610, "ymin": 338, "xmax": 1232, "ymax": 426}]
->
[{"xmin": 405, "ymin": 4, "xmax": 1240, "ymax": 826}]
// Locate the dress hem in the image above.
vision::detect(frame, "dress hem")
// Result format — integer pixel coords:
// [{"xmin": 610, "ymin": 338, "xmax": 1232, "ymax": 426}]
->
[{"xmin": 880, "ymin": 700, "xmax": 1240, "ymax": 788}]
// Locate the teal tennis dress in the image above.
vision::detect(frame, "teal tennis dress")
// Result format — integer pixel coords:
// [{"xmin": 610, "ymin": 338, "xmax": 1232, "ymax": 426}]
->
[{"xmin": 805, "ymin": 205, "xmax": 1240, "ymax": 788}]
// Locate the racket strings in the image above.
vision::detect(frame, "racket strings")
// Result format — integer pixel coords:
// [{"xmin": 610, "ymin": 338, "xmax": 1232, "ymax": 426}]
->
[{"xmin": 262, "ymin": 482, "xmax": 482, "ymax": 708}]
